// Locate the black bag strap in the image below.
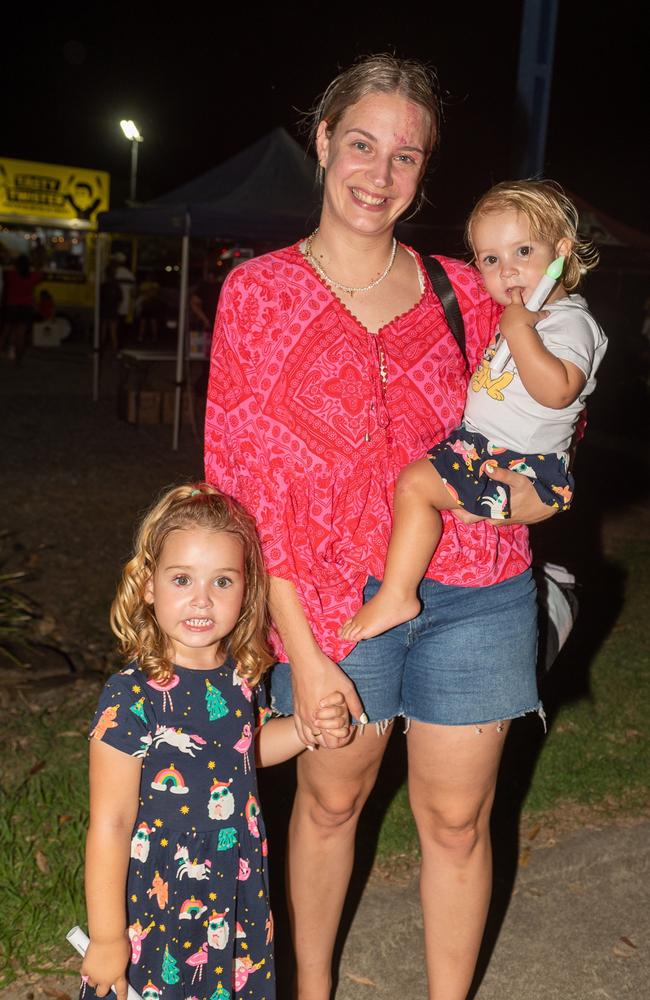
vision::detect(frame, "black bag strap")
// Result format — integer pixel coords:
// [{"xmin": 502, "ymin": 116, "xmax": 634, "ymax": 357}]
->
[{"xmin": 421, "ymin": 255, "xmax": 468, "ymax": 370}]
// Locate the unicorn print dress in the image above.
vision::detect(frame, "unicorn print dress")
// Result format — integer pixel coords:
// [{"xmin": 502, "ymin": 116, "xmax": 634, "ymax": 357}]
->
[{"xmin": 85, "ymin": 660, "xmax": 274, "ymax": 1000}]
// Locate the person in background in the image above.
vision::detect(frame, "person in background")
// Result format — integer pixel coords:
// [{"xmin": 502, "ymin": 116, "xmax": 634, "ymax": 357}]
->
[
  {"xmin": 112, "ymin": 252, "xmax": 135, "ymax": 342},
  {"xmin": 136, "ymin": 276, "xmax": 165, "ymax": 344},
  {"xmin": 189, "ymin": 269, "xmax": 222, "ymax": 333},
  {"xmin": 1, "ymin": 254, "xmax": 41, "ymax": 364},
  {"xmin": 100, "ymin": 263, "xmax": 122, "ymax": 351}
]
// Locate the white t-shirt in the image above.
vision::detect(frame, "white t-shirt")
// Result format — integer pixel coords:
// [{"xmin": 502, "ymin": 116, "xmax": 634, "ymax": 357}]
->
[
  {"xmin": 463, "ymin": 294, "xmax": 607, "ymax": 454},
  {"xmin": 114, "ymin": 264, "xmax": 135, "ymax": 317}
]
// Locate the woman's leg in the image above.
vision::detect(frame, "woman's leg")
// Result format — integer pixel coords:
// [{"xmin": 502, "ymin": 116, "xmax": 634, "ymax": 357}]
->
[
  {"xmin": 288, "ymin": 726, "xmax": 392, "ymax": 1000},
  {"xmin": 340, "ymin": 458, "xmax": 459, "ymax": 640},
  {"xmin": 407, "ymin": 719, "xmax": 509, "ymax": 1000}
]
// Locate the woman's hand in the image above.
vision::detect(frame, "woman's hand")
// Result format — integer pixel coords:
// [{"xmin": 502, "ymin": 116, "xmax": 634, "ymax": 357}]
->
[
  {"xmin": 291, "ymin": 650, "xmax": 366, "ymax": 750},
  {"xmin": 82, "ymin": 935, "xmax": 131, "ymax": 1000},
  {"xmin": 452, "ymin": 466, "xmax": 556, "ymax": 526}
]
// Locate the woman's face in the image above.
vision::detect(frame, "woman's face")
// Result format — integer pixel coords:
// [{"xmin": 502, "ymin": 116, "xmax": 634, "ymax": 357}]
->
[{"xmin": 316, "ymin": 90, "xmax": 431, "ymax": 238}]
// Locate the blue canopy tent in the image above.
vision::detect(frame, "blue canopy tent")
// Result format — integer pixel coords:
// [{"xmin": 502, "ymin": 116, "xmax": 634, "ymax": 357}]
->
[{"xmin": 94, "ymin": 128, "xmax": 321, "ymax": 447}]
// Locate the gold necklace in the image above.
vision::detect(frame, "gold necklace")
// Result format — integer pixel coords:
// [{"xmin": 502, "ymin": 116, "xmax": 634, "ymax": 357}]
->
[{"xmin": 305, "ymin": 228, "xmax": 398, "ymax": 296}]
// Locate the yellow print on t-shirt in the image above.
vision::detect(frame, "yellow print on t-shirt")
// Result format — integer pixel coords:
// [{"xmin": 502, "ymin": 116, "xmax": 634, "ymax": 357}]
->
[{"xmin": 470, "ymin": 358, "xmax": 514, "ymax": 401}]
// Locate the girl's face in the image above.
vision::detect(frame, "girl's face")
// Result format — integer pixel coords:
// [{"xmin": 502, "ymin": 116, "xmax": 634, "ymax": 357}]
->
[
  {"xmin": 472, "ymin": 209, "xmax": 571, "ymax": 306},
  {"xmin": 144, "ymin": 526, "xmax": 245, "ymax": 669},
  {"xmin": 316, "ymin": 90, "xmax": 430, "ymax": 239}
]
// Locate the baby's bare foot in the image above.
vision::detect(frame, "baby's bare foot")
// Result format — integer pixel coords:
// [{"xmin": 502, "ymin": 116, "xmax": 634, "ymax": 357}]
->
[{"xmin": 339, "ymin": 589, "xmax": 421, "ymax": 640}]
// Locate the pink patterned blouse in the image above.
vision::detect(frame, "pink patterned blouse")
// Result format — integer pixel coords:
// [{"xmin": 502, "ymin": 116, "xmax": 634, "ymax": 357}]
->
[{"xmin": 204, "ymin": 243, "xmax": 531, "ymax": 663}]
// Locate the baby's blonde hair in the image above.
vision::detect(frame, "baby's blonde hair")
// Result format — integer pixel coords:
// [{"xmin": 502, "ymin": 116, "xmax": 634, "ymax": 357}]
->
[
  {"xmin": 110, "ymin": 483, "xmax": 273, "ymax": 686},
  {"xmin": 466, "ymin": 179, "xmax": 599, "ymax": 291}
]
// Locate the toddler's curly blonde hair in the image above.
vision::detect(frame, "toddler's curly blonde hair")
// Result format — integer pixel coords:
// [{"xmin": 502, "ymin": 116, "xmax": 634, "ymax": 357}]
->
[
  {"xmin": 466, "ymin": 179, "xmax": 599, "ymax": 291},
  {"xmin": 110, "ymin": 483, "xmax": 273, "ymax": 686}
]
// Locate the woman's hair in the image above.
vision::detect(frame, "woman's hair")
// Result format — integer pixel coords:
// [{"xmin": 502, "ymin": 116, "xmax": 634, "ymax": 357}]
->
[
  {"xmin": 110, "ymin": 484, "xmax": 273, "ymax": 686},
  {"xmin": 307, "ymin": 53, "xmax": 442, "ymax": 216},
  {"xmin": 465, "ymin": 179, "xmax": 599, "ymax": 291}
]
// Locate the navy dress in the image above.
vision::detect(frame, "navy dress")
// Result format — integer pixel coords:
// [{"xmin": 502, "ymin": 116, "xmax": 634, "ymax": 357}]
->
[{"xmin": 83, "ymin": 660, "xmax": 274, "ymax": 1000}]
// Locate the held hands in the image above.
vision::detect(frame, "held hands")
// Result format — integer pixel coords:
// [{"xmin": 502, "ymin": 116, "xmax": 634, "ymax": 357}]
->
[
  {"xmin": 311, "ymin": 691, "xmax": 352, "ymax": 745},
  {"xmin": 82, "ymin": 935, "xmax": 131, "ymax": 1000},
  {"xmin": 291, "ymin": 649, "xmax": 367, "ymax": 750}
]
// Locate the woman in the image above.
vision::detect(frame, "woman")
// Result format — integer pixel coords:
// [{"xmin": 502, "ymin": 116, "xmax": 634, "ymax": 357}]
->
[{"xmin": 205, "ymin": 55, "xmax": 552, "ymax": 1000}]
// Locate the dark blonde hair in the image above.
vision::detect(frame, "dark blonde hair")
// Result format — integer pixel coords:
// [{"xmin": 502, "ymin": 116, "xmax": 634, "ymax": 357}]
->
[
  {"xmin": 110, "ymin": 484, "xmax": 273, "ymax": 686},
  {"xmin": 308, "ymin": 53, "xmax": 442, "ymax": 215},
  {"xmin": 465, "ymin": 179, "xmax": 599, "ymax": 291}
]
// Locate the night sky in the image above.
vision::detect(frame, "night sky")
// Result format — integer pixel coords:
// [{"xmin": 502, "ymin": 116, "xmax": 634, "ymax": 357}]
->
[{"xmin": 3, "ymin": 2, "xmax": 648, "ymax": 233}]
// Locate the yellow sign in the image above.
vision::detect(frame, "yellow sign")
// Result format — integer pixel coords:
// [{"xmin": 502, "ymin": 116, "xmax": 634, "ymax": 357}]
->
[{"xmin": 0, "ymin": 158, "xmax": 109, "ymax": 228}]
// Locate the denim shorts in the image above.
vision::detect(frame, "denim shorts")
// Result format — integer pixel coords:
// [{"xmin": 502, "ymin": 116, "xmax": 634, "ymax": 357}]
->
[{"xmin": 270, "ymin": 569, "xmax": 542, "ymax": 727}]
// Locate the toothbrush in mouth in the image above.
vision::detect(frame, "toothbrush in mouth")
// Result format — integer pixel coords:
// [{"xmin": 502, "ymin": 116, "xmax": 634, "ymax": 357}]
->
[{"xmin": 490, "ymin": 256, "xmax": 566, "ymax": 375}]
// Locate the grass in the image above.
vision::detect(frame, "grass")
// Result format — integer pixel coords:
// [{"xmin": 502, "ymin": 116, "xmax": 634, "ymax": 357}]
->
[
  {"xmin": 1, "ymin": 537, "xmax": 648, "ymax": 986},
  {"xmin": 516, "ymin": 536, "xmax": 650, "ymax": 817},
  {"xmin": 0, "ymin": 683, "xmax": 97, "ymax": 987}
]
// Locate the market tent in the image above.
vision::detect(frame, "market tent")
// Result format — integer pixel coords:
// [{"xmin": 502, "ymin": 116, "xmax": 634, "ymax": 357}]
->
[
  {"xmin": 94, "ymin": 128, "xmax": 322, "ymax": 447},
  {"xmin": 97, "ymin": 126, "xmax": 321, "ymax": 241}
]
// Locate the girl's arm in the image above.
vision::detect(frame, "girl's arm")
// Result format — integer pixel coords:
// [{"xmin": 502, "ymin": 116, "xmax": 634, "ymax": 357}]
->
[
  {"xmin": 255, "ymin": 693, "xmax": 349, "ymax": 767},
  {"xmin": 500, "ymin": 290, "xmax": 586, "ymax": 409},
  {"xmin": 82, "ymin": 740, "xmax": 141, "ymax": 1000}
]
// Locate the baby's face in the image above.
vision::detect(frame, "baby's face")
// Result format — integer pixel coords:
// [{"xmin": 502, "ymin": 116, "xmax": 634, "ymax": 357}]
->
[{"xmin": 472, "ymin": 209, "xmax": 568, "ymax": 307}]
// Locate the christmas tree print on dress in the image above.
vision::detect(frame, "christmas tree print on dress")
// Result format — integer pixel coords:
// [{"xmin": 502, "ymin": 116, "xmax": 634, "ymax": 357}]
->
[
  {"xmin": 205, "ymin": 677, "xmax": 229, "ymax": 719},
  {"xmin": 130, "ymin": 697, "xmax": 148, "ymax": 725},
  {"xmin": 161, "ymin": 945, "xmax": 180, "ymax": 986}
]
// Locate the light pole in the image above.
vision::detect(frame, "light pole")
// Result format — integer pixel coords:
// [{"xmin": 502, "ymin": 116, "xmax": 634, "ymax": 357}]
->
[{"xmin": 119, "ymin": 119, "xmax": 144, "ymax": 203}]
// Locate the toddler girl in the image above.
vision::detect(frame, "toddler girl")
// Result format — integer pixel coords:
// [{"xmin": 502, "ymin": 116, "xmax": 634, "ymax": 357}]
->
[
  {"xmin": 341, "ymin": 180, "xmax": 607, "ymax": 640},
  {"xmin": 81, "ymin": 484, "xmax": 347, "ymax": 1000}
]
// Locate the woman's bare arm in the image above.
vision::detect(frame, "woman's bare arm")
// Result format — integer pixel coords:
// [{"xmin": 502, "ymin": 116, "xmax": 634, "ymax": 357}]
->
[{"xmin": 269, "ymin": 577, "xmax": 366, "ymax": 748}]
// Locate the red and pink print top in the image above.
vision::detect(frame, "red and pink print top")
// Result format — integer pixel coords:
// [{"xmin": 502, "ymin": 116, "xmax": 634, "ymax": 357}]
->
[{"xmin": 204, "ymin": 244, "xmax": 532, "ymax": 663}]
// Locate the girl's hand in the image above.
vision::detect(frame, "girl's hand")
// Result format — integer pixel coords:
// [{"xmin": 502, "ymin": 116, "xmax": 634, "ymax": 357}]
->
[
  {"xmin": 312, "ymin": 691, "xmax": 351, "ymax": 740},
  {"xmin": 82, "ymin": 935, "xmax": 131, "ymax": 1000}
]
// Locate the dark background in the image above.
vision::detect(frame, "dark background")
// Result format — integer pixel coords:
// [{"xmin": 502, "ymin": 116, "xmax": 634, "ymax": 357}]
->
[{"xmin": 2, "ymin": 2, "xmax": 648, "ymax": 232}]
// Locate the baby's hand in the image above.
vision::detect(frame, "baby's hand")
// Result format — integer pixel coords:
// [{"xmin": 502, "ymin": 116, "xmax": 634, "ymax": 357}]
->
[
  {"xmin": 500, "ymin": 287, "xmax": 548, "ymax": 340},
  {"xmin": 312, "ymin": 691, "xmax": 350, "ymax": 739}
]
